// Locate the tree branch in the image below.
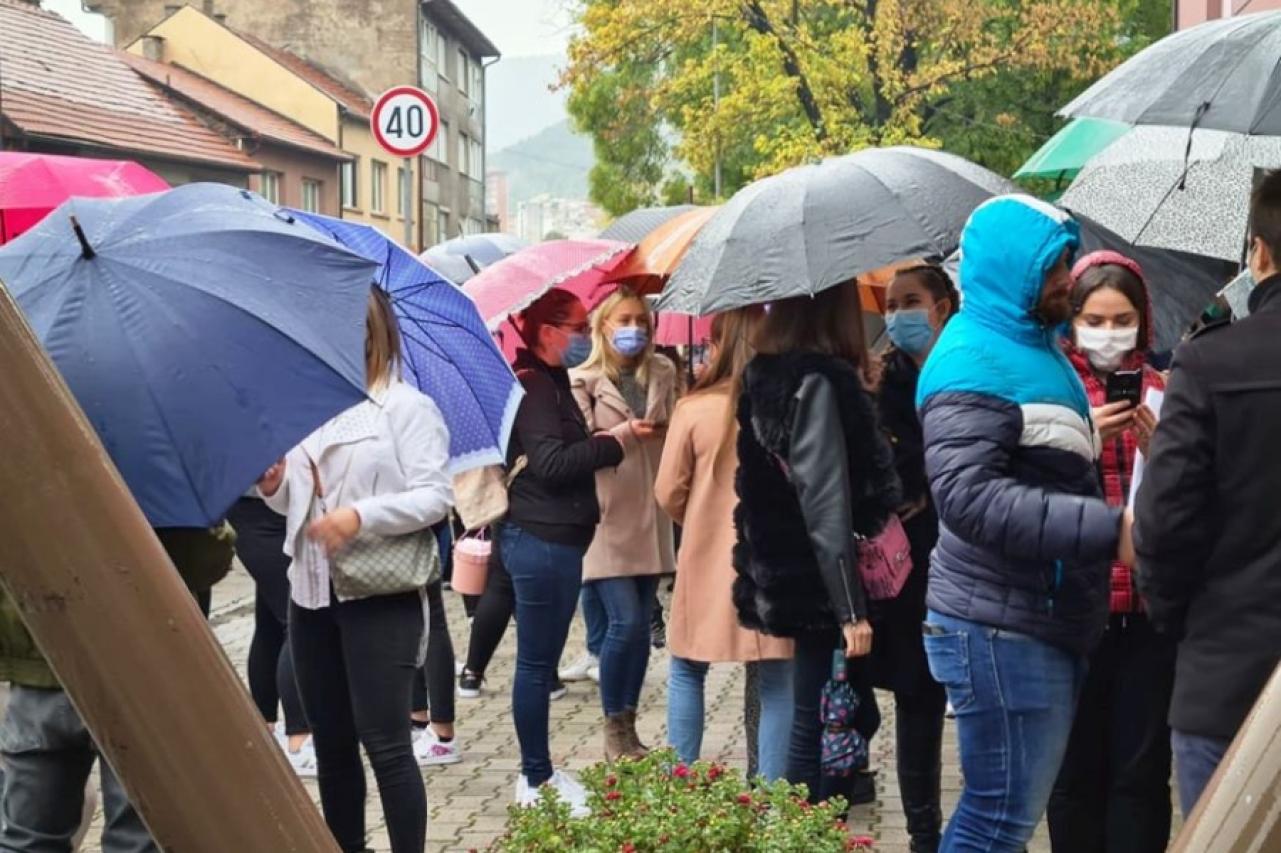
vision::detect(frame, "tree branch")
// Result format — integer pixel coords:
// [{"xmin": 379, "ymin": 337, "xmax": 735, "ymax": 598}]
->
[{"xmin": 740, "ymin": 0, "xmax": 827, "ymax": 141}]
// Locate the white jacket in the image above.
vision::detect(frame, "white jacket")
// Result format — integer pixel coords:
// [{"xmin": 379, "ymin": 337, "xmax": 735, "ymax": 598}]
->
[{"xmin": 265, "ymin": 381, "xmax": 453, "ymax": 567}]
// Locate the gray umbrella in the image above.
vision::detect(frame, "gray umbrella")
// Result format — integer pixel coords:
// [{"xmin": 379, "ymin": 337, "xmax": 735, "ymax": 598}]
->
[
  {"xmin": 1060, "ymin": 126, "xmax": 1281, "ymax": 261},
  {"xmin": 656, "ymin": 146, "xmax": 1016, "ymax": 315},
  {"xmin": 600, "ymin": 205, "xmax": 696, "ymax": 243},
  {"xmin": 1060, "ymin": 11, "xmax": 1281, "ymax": 135}
]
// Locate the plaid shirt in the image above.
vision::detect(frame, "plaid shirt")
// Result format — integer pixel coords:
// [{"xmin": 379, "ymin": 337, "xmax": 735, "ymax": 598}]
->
[{"xmin": 1065, "ymin": 344, "xmax": 1164, "ymax": 614}]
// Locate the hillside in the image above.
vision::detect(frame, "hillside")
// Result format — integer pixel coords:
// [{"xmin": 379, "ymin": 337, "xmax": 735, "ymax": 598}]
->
[
  {"xmin": 490, "ymin": 119, "xmax": 594, "ymax": 206},
  {"xmin": 484, "ymin": 54, "xmax": 570, "ymax": 152}
]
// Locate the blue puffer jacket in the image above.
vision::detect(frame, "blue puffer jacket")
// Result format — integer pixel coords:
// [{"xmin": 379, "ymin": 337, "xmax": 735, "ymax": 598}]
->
[{"xmin": 916, "ymin": 195, "xmax": 1121, "ymax": 655}]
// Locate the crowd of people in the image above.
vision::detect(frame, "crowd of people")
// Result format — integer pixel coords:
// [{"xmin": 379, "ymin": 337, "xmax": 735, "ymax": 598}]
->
[{"xmin": 2, "ymin": 172, "xmax": 1281, "ymax": 853}]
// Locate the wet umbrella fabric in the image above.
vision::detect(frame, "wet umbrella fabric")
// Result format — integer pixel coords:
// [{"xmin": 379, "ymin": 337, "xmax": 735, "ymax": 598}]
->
[
  {"xmin": 821, "ymin": 650, "xmax": 869, "ymax": 779},
  {"xmin": 657, "ymin": 146, "xmax": 1016, "ymax": 315},
  {"xmin": 1059, "ymin": 11, "xmax": 1281, "ymax": 136},
  {"xmin": 422, "ymin": 233, "xmax": 527, "ymax": 284},
  {"xmin": 291, "ymin": 210, "xmax": 523, "ymax": 472},
  {"xmin": 0, "ymin": 183, "xmax": 375, "ymax": 527},
  {"xmin": 599, "ymin": 205, "xmax": 697, "ymax": 243}
]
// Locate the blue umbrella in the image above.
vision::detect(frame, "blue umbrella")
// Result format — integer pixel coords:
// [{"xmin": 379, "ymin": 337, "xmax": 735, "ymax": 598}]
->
[
  {"xmin": 289, "ymin": 210, "xmax": 523, "ymax": 473},
  {"xmin": 422, "ymin": 232, "xmax": 527, "ymax": 284},
  {"xmin": 0, "ymin": 183, "xmax": 376, "ymax": 528}
]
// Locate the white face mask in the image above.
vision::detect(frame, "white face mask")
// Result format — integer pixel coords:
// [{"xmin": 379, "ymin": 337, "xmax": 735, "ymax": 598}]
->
[{"xmin": 1075, "ymin": 325, "xmax": 1139, "ymax": 372}]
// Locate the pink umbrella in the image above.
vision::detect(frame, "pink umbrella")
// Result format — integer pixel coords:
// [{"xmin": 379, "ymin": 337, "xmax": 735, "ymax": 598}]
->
[
  {"xmin": 654, "ymin": 311, "xmax": 714, "ymax": 347},
  {"xmin": 0, "ymin": 153, "xmax": 169, "ymax": 245},
  {"xmin": 463, "ymin": 239, "xmax": 634, "ymax": 332}
]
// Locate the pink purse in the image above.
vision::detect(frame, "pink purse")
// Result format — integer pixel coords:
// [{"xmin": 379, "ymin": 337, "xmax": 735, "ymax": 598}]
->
[{"xmin": 856, "ymin": 514, "xmax": 913, "ymax": 601}]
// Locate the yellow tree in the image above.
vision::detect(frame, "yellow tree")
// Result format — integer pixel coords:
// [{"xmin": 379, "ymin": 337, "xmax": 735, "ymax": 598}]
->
[{"xmin": 563, "ymin": 0, "xmax": 1131, "ymax": 214}]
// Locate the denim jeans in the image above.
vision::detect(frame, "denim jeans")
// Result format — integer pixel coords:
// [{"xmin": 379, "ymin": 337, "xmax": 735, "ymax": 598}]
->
[
  {"xmin": 924, "ymin": 610, "xmax": 1087, "ymax": 853},
  {"xmin": 290, "ymin": 590, "xmax": 426, "ymax": 853},
  {"xmin": 668, "ymin": 656, "xmax": 794, "ymax": 781},
  {"xmin": 0, "ymin": 686, "xmax": 156, "ymax": 853},
  {"xmin": 503, "ymin": 523, "xmax": 586, "ymax": 786},
  {"xmin": 1171, "ymin": 729, "xmax": 1231, "ymax": 819},
  {"xmin": 581, "ymin": 583, "xmax": 607, "ymax": 658},
  {"xmin": 589, "ymin": 575, "xmax": 659, "ymax": 716}
]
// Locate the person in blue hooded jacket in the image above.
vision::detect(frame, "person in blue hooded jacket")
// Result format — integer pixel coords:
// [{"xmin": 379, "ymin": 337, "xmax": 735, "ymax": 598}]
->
[{"xmin": 916, "ymin": 195, "xmax": 1135, "ymax": 853}]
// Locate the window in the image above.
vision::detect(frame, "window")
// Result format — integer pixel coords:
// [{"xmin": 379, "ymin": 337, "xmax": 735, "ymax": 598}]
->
[
  {"xmin": 398, "ymin": 166, "xmax": 409, "ymax": 216},
  {"xmin": 460, "ymin": 132, "xmax": 471, "ymax": 177},
  {"xmin": 470, "ymin": 61, "xmax": 484, "ymax": 107},
  {"xmin": 419, "ymin": 20, "xmax": 438, "ymax": 93},
  {"xmin": 437, "ymin": 32, "xmax": 449, "ymax": 80},
  {"xmin": 301, "ymin": 179, "xmax": 322, "ymax": 213},
  {"xmin": 458, "ymin": 49, "xmax": 470, "ymax": 96},
  {"xmin": 423, "ymin": 201, "xmax": 440, "ymax": 246},
  {"xmin": 468, "ymin": 138, "xmax": 484, "ymax": 181},
  {"xmin": 438, "ymin": 208, "xmax": 450, "ymax": 242},
  {"xmin": 371, "ymin": 160, "xmax": 387, "ymax": 214},
  {"xmin": 259, "ymin": 171, "xmax": 281, "ymax": 205},
  {"xmin": 341, "ymin": 159, "xmax": 358, "ymax": 209},
  {"xmin": 433, "ymin": 121, "xmax": 450, "ymax": 167}
]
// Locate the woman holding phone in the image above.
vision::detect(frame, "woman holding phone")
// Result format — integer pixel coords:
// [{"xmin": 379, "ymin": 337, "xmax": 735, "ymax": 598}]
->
[
  {"xmin": 571, "ymin": 287, "xmax": 678, "ymax": 762},
  {"xmin": 1048, "ymin": 250, "xmax": 1174, "ymax": 853}
]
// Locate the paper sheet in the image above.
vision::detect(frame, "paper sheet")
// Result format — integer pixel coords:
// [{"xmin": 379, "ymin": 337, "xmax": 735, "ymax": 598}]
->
[{"xmin": 1127, "ymin": 387, "xmax": 1165, "ymax": 509}]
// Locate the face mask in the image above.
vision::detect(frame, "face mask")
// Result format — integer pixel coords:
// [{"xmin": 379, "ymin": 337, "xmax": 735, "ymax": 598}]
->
[
  {"xmin": 886, "ymin": 309, "xmax": 936, "ymax": 355},
  {"xmin": 611, "ymin": 326, "xmax": 649, "ymax": 358},
  {"xmin": 559, "ymin": 330, "xmax": 592, "ymax": 369},
  {"xmin": 1075, "ymin": 325, "xmax": 1138, "ymax": 372}
]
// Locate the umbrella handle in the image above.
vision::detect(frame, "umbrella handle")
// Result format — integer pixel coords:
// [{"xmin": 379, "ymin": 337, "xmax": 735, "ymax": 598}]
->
[{"xmin": 68, "ymin": 216, "xmax": 95, "ymax": 261}]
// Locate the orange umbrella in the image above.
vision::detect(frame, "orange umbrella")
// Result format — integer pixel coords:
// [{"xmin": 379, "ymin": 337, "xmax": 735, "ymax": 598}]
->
[
  {"xmin": 857, "ymin": 257, "xmax": 927, "ymax": 314},
  {"xmin": 609, "ymin": 206, "xmax": 719, "ymax": 294}
]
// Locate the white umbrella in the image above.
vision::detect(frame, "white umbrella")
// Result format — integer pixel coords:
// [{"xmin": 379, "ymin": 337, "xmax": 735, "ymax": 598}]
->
[{"xmin": 1060, "ymin": 126, "xmax": 1281, "ymax": 262}]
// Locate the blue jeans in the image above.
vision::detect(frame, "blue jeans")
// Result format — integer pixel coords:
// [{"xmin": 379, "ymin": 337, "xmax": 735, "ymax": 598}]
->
[
  {"xmin": 581, "ymin": 583, "xmax": 607, "ymax": 658},
  {"xmin": 590, "ymin": 575, "xmax": 659, "ymax": 716},
  {"xmin": 502, "ymin": 524, "xmax": 585, "ymax": 786},
  {"xmin": 924, "ymin": 611, "xmax": 1086, "ymax": 853},
  {"xmin": 1171, "ymin": 729, "xmax": 1231, "ymax": 818},
  {"xmin": 668, "ymin": 656, "xmax": 794, "ymax": 781}
]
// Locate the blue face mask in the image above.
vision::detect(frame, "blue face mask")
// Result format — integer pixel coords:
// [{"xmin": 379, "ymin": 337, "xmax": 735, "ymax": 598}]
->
[
  {"xmin": 559, "ymin": 331, "xmax": 592, "ymax": 368},
  {"xmin": 611, "ymin": 326, "xmax": 649, "ymax": 358},
  {"xmin": 885, "ymin": 309, "xmax": 936, "ymax": 355}
]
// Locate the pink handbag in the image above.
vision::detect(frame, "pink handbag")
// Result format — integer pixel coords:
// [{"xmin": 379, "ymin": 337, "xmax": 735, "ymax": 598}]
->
[{"xmin": 856, "ymin": 514, "xmax": 913, "ymax": 601}]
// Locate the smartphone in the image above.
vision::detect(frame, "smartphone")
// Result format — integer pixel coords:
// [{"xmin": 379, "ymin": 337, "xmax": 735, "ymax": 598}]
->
[{"xmin": 1106, "ymin": 370, "xmax": 1143, "ymax": 408}]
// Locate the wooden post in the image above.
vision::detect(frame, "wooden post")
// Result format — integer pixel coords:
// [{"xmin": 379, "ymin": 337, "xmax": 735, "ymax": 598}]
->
[
  {"xmin": 0, "ymin": 286, "xmax": 338, "ymax": 852},
  {"xmin": 1170, "ymin": 662, "xmax": 1281, "ymax": 852}
]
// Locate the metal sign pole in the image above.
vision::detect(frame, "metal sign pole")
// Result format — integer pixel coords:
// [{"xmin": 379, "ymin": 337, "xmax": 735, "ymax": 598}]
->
[{"xmin": 403, "ymin": 156, "xmax": 413, "ymax": 250}]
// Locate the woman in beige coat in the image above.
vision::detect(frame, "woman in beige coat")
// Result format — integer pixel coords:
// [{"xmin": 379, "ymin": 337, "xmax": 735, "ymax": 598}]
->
[
  {"xmin": 570, "ymin": 287, "xmax": 677, "ymax": 761},
  {"xmin": 655, "ymin": 309, "xmax": 794, "ymax": 781}
]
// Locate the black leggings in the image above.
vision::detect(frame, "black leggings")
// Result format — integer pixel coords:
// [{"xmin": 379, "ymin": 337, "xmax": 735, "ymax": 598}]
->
[
  {"xmin": 290, "ymin": 590, "xmax": 426, "ymax": 853},
  {"xmin": 411, "ymin": 581, "xmax": 455, "ymax": 724},
  {"xmin": 463, "ymin": 555, "xmax": 514, "ymax": 677},
  {"xmin": 226, "ymin": 497, "xmax": 307, "ymax": 735}
]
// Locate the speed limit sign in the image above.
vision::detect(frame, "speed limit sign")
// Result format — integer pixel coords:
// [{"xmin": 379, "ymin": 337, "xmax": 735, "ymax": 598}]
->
[{"xmin": 371, "ymin": 86, "xmax": 440, "ymax": 158}]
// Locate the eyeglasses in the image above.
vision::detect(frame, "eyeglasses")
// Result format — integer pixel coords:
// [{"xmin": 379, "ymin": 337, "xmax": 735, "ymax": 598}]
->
[{"xmin": 553, "ymin": 322, "xmax": 590, "ymax": 335}]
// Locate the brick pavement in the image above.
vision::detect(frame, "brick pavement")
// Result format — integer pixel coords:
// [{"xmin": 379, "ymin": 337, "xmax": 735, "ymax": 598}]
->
[{"xmin": 81, "ymin": 565, "xmax": 1181, "ymax": 852}]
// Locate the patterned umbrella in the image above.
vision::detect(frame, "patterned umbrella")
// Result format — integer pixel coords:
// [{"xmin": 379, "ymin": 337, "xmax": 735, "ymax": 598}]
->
[
  {"xmin": 820, "ymin": 650, "xmax": 869, "ymax": 779},
  {"xmin": 1060, "ymin": 126, "xmax": 1281, "ymax": 262},
  {"xmin": 599, "ymin": 205, "xmax": 697, "ymax": 243}
]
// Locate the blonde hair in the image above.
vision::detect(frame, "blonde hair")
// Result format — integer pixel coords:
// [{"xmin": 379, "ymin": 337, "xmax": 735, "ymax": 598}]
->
[
  {"xmin": 366, "ymin": 286, "xmax": 402, "ymax": 391},
  {"xmin": 580, "ymin": 287, "xmax": 655, "ymax": 386}
]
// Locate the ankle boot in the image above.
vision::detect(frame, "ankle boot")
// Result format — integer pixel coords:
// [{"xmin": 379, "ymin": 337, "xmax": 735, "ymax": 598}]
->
[
  {"xmin": 899, "ymin": 768, "xmax": 942, "ymax": 853},
  {"xmin": 620, "ymin": 709, "xmax": 649, "ymax": 758},
  {"xmin": 604, "ymin": 713, "xmax": 631, "ymax": 762}
]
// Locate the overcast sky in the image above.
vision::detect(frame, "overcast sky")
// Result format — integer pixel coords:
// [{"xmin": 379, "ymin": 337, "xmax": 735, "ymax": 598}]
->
[{"xmin": 47, "ymin": 0, "xmax": 575, "ymax": 57}]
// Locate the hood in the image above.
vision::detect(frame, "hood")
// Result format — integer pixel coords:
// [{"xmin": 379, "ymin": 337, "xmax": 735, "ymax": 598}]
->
[
  {"xmin": 958, "ymin": 195, "xmax": 1080, "ymax": 344},
  {"xmin": 1070, "ymin": 249, "xmax": 1156, "ymax": 352}
]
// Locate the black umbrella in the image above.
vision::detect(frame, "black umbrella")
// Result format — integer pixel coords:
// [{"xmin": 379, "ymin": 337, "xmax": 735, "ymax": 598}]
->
[
  {"xmin": 1060, "ymin": 11, "xmax": 1281, "ymax": 135},
  {"xmin": 599, "ymin": 205, "xmax": 697, "ymax": 243},
  {"xmin": 656, "ymin": 146, "xmax": 1015, "ymax": 315}
]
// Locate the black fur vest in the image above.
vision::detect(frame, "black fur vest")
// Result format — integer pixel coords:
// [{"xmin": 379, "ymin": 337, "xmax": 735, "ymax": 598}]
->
[{"xmin": 732, "ymin": 351, "xmax": 901, "ymax": 637}]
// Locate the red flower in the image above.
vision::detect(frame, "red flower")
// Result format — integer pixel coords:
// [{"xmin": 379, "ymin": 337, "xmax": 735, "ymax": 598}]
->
[
  {"xmin": 606, "ymin": 790, "xmax": 622, "ymax": 802},
  {"xmin": 737, "ymin": 793, "xmax": 753, "ymax": 805},
  {"xmin": 606, "ymin": 774, "xmax": 618, "ymax": 788},
  {"xmin": 708, "ymin": 765, "xmax": 724, "ymax": 781},
  {"xmin": 847, "ymin": 836, "xmax": 876, "ymax": 850},
  {"xmin": 673, "ymin": 764, "xmax": 691, "ymax": 779},
  {"xmin": 622, "ymin": 844, "xmax": 637, "ymax": 853}
]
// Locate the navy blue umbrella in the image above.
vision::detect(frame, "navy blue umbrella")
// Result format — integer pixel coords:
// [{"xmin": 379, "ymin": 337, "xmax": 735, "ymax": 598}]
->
[
  {"xmin": 291, "ymin": 211, "xmax": 522, "ymax": 472},
  {"xmin": 0, "ymin": 183, "xmax": 376, "ymax": 528}
]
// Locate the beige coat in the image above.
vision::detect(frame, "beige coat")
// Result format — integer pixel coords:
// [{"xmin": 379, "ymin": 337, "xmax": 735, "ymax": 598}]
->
[
  {"xmin": 571, "ymin": 356, "xmax": 678, "ymax": 582},
  {"xmin": 654, "ymin": 389, "xmax": 793, "ymax": 663}
]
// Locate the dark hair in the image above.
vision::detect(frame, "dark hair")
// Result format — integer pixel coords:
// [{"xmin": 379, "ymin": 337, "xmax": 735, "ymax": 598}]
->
[
  {"xmin": 1250, "ymin": 169, "xmax": 1281, "ymax": 268},
  {"xmin": 755, "ymin": 282, "xmax": 868, "ymax": 378},
  {"xmin": 894, "ymin": 264, "xmax": 959, "ymax": 318},
  {"xmin": 1071, "ymin": 264, "xmax": 1151, "ymax": 351},
  {"xmin": 516, "ymin": 288, "xmax": 582, "ymax": 350}
]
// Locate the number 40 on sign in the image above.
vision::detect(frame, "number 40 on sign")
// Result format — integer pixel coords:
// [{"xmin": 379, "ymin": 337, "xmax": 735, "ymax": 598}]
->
[{"xmin": 371, "ymin": 86, "xmax": 439, "ymax": 158}]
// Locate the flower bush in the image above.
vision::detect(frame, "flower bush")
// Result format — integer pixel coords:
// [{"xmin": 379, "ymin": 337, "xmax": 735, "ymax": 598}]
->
[{"xmin": 490, "ymin": 749, "xmax": 875, "ymax": 852}]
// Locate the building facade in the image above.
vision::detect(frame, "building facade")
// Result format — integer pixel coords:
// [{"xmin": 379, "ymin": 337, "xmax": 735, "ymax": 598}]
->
[
  {"xmin": 1177, "ymin": 0, "xmax": 1281, "ymax": 28},
  {"xmin": 89, "ymin": 0, "xmax": 499, "ymax": 249}
]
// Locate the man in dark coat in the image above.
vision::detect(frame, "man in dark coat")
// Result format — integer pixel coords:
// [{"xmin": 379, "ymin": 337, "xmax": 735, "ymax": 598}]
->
[{"xmin": 1135, "ymin": 169, "xmax": 1281, "ymax": 818}]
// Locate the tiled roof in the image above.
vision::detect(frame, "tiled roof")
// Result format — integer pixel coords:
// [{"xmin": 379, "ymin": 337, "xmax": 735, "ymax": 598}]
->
[
  {"xmin": 0, "ymin": 0, "xmax": 257, "ymax": 171},
  {"xmin": 233, "ymin": 31, "xmax": 374, "ymax": 120},
  {"xmin": 120, "ymin": 52, "xmax": 350, "ymax": 161}
]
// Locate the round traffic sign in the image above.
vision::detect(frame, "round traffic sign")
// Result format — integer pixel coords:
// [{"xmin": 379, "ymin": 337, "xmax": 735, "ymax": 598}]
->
[{"xmin": 371, "ymin": 86, "xmax": 440, "ymax": 158}]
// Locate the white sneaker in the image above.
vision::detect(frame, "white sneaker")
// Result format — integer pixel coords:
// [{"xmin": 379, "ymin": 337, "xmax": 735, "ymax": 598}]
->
[
  {"xmin": 413, "ymin": 728, "xmax": 462, "ymax": 766},
  {"xmin": 454, "ymin": 658, "xmax": 465, "ymax": 678},
  {"xmin": 550, "ymin": 679, "xmax": 569, "ymax": 701},
  {"xmin": 946, "ymin": 701, "xmax": 956, "ymax": 719},
  {"xmin": 283, "ymin": 735, "xmax": 318, "ymax": 778},
  {"xmin": 515, "ymin": 769, "xmax": 590, "ymax": 818},
  {"xmin": 587, "ymin": 661, "xmax": 600, "ymax": 683},
  {"xmin": 559, "ymin": 652, "xmax": 599, "ymax": 682}
]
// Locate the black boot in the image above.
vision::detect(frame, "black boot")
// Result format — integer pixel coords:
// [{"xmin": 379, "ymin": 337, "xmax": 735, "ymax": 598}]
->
[
  {"xmin": 895, "ymin": 690, "xmax": 946, "ymax": 853},
  {"xmin": 899, "ymin": 768, "xmax": 942, "ymax": 853}
]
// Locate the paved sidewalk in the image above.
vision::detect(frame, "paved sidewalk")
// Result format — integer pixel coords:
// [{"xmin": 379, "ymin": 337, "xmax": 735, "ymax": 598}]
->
[{"xmin": 82, "ymin": 566, "xmax": 1182, "ymax": 851}]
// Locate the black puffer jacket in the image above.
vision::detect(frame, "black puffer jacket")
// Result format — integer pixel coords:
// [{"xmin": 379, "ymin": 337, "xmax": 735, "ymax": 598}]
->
[
  {"xmin": 733, "ymin": 351, "xmax": 901, "ymax": 638},
  {"xmin": 506, "ymin": 350, "xmax": 623, "ymax": 547}
]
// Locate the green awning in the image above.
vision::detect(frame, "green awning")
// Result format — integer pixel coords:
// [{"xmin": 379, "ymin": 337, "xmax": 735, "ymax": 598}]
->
[{"xmin": 1014, "ymin": 117, "xmax": 1130, "ymax": 181}]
